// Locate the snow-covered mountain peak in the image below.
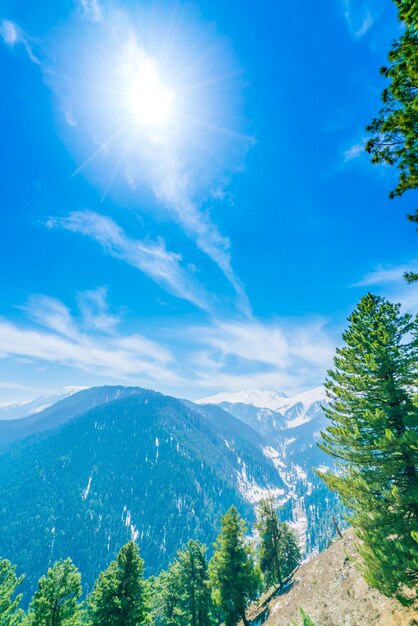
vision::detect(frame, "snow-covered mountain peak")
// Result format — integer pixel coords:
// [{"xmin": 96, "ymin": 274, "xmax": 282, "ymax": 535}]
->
[
  {"xmin": 196, "ymin": 389, "xmax": 288, "ymax": 410},
  {"xmin": 196, "ymin": 386, "xmax": 327, "ymax": 430},
  {"xmin": 0, "ymin": 386, "xmax": 88, "ymax": 421}
]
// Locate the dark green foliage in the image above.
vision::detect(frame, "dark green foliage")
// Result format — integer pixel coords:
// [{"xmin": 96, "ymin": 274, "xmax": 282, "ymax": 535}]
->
[
  {"xmin": 27, "ymin": 559, "xmax": 82, "ymax": 626},
  {"xmin": 152, "ymin": 568, "xmax": 181, "ymax": 626},
  {"xmin": 209, "ymin": 506, "xmax": 262, "ymax": 626},
  {"xmin": 276, "ymin": 523, "xmax": 301, "ymax": 581},
  {"xmin": 87, "ymin": 541, "xmax": 147, "ymax": 626},
  {"xmin": 256, "ymin": 498, "xmax": 301, "ymax": 589},
  {"xmin": 318, "ymin": 294, "xmax": 418, "ymax": 602},
  {"xmin": 366, "ymin": 0, "xmax": 418, "ymax": 279},
  {"xmin": 0, "ymin": 558, "xmax": 24, "ymax": 625},
  {"xmin": 152, "ymin": 541, "xmax": 214, "ymax": 626}
]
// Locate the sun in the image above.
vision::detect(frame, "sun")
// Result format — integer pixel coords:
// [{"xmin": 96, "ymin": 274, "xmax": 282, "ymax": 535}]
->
[{"xmin": 127, "ymin": 57, "xmax": 175, "ymax": 130}]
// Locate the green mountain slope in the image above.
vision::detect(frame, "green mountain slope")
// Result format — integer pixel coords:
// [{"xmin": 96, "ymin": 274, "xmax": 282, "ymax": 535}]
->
[{"xmin": 0, "ymin": 389, "xmax": 284, "ymax": 601}]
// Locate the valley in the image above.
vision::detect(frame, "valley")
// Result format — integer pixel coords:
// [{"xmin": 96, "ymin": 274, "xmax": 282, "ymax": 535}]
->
[{"xmin": 0, "ymin": 384, "xmax": 344, "ymax": 602}]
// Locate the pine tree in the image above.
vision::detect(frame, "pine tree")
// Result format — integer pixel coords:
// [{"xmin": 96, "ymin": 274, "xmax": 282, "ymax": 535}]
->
[
  {"xmin": 209, "ymin": 506, "xmax": 262, "ymax": 626},
  {"xmin": 256, "ymin": 498, "xmax": 284, "ymax": 587},
  {"xmin": 176, "ymin": 540, "xmax": 214, "ymax": 626},
  {"xmin": 256, "ymin": 498, "xmax": 301, "ymax": 589},
  {"xmin": 27, "ymin": 558, "xmax": 82, "ymax": 626},
  {"xmin": 152, "ymin": 566, "xmax": 182, "ymax": 626},
  {"xmin": 318, "ymin": 294, "xmax": 418, "ymax": 602},
  {"xmin": 87, "ymin": 541, "xmax": 148, "ymax": 626},
  {"xmin": 277, "ymin": 523, "xmax": 301, "ymax": 580},
  {"xmin": 152, "ymin": 541, "xmax": 214, "ymax": 626},
  {"xmin": 366, "ymin": 0, "xmax": 418, "ymax": 280},
  {"xmin": 0, "ymin": 558, "xmax": 24, "ymax": 626}
]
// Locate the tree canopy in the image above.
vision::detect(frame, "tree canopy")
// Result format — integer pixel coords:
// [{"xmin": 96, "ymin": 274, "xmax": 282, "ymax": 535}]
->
[
  {"xmin": 318, "ymin": 293, "xmax": 418, "ymax": 602},
  {"xmin": 366, "ymin": 1, "xmax": 418, "ymax": 281}
]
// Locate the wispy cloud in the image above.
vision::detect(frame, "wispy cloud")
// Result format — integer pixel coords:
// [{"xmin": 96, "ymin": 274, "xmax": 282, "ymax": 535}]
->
[
  {"xmin": 1, "ymin": 291, "xmax": 338, "ymax": 398},
  {"xmin": 343, "ymin": 140, "xmax": 365, "ymax": 162},
  {"xmin": 47, "ymin": 211, "xmax": 212, "ymax": 312},
  {"xmin": 77, "ymin": 287, "xmax": 120, "ymax": 332},
  {"xmin": 183, "ymin": 316, "xmax": 336, "ymax": 394},
  {"xmin": 0, "ymin": 294, "xmax": 176, "ymax": 382},
  {"xmin": 354, "ymin": 259, "xmax": 418, "ymax": 287},
  {"xmin": 340, "ymin": 1, "xmax": 376, "ymax": 39},
  {"xmin": 354, "ymin": 259, "xmax": 418, "ymax": 314},
  {"xmin": 77, "ymin": 0, "xmax": 103, "ymax": 23},
  {"xmin": 0, "ymin": 19, "xmax": 40, "ymax": 64}
]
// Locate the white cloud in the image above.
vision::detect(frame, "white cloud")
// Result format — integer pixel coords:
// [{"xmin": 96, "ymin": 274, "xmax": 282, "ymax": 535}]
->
[
  {"xmin": 354, "ymin": 259, "xmax": 418, "ymax": 314},
  {"xmin": 78, "ymin": 0, "xmax": 103, "ymax": 23},
  {"xmin": 47, "ymin": 211, "xmax": 212, "ymax": 312},
  {"xmin": 0, "ymin": 296, "xmax": 176, "ymax": 383},
  {"xmin": 77, "ymin": 287, "xmax": 120, "ymax": 332},
  {"xmin": 343, "ymin": 141, "xmax": 365, "ymax": 162},
  {"xmin": 0, "ymin": 19, "xmax": 40, "ymax": 64},
  {"xmin": 354, "ymin": 259, "xmax": 418, "ymax": 287},
  {"xmin": 355, "ymin": 11, "xmax": 374, "ymax": 38},
  {"xmin": 340, "ymin": 1, "xmax": 378, "ymax": 39},
  {"xmin": 183, "ymin": 316, "xmax": 336, "ymax": 394},
  {"xmin": 21, "ymin": 295, "xmax": 79, "ymax": 340},
  {"xmin": 0, "ymin": 292, "xmax": 338, "ymax": 397}
]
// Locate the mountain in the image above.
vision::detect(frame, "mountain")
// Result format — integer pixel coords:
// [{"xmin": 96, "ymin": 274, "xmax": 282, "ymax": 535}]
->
[
  {"xmin": 197, "ymin": 389, "xmax": 288, "ymax": 410},
  {"xmin": 197, "ymin": 386, "xmax": 327, "ymax": 430},
  {"xmin": 197, "ymin": 387, "xmax": 346, "ymax": 555},
  {"xmin": 0, "ymin": 387, "xmax": 286, "ymax": 601},
  {"xmin": 0, "ymin": 386, "xmax": 87, "ymax": 421},
  {"xmin": 0, "ymin": 385, "xmax": 147, "ymax": 450},
  {"xmin": 248, "ymin": 529, "xmax": 416, "ymax": 626}
]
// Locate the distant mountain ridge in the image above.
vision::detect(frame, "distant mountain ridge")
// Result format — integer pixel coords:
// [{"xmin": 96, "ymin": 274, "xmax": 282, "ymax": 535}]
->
[
  {"xmin": 0, "ymin": 386, "xmax": 87, "ymax": 421},
  {"xmin": 197, "ymin": 386, "xmax": 327, "ymax": 430}
]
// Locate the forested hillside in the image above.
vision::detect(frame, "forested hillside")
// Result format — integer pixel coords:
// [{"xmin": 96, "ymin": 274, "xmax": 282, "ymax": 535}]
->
[{"xmin": 0, "ymin": 389, "xmax": 285, "ymax": 599}]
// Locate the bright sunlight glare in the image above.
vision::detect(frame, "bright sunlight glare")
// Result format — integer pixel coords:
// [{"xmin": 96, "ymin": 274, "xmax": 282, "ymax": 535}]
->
[{"xmin": 128, "ymin": 57, "xmax": 175, "ymax": 130}]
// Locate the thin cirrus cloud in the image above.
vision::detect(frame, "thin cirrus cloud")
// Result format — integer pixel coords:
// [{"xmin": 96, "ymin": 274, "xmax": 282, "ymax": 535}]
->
[
  {"xmin": 340, "ymin": 1, "xmax": 376, "ymax": 39},
  {"xmin": 353, "ymin": 259, "xmax": 418, "ymax": 314},
  {"xmin": 0, "ymin": 19, "xmax": 40, "ymax": 64},
  {"xmin": 0, "ymin": 297, "xmax": 337, "ymax": 395},
  {"xmin": 343, "ymin": 140, "xmax": 366, "ymax": 163},
  {"xmin": 0, "ymin": 292, "xmax": 177, "ymax": 383},
  {"xmin": 47, "ymin": 211, "xmax": 213, "ymax": 312},
  {"xmin": 353, "ymin": 260, "xmax": 418, "ymax": 287},
  {"xmin": 78, "ymin": 0, "xmax": 103, "ymax": 23},
  {"xmin": 184, "ymin": 317, "xmax": 336, "ymax": 393}
]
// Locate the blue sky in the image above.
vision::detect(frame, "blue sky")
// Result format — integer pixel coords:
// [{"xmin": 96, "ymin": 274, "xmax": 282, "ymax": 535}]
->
[{"xmin": 1, "ymin": 0, "xmax": 417, "ymax": 403}]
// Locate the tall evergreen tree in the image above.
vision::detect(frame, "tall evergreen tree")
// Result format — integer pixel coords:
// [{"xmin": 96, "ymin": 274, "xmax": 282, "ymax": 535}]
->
[
  {"xmin": 152, "ymin": 541, "xmax": 214, "ymax": 626},
  {"xmin": 209, "ymin": 506, "xmax": 261, "ymax": 626},
  {"xmin": 256, "ymin": 498, "xmax": 284, "ymax": 588},
  {"xmin": 366, "ymin": 1, "xmax": 418, "ymax": 281},
  {"xmin": 152, "ymin": 566, "xmax": 182, "ymax": 626},
  {"xmin": 256, "ymin": 498, "xmax": 301, "ymax": 589},
  {"xmin": 277, "ymin": 523, "xmax": 301, "ymax": 581},
  {"xmin": 0, "ymin": 558, "xmax": 24, "ymax": 626},
  {"xmin": 176, "ymin": 540, "xmax": 214, "ymax": 626},
  {"xmin": 27, "ymin": 559, "xmax": 82, "ymax": 626},
  {"xmin": 87, "ymin": 541, "xmax": 148, "ymax": 626},
  {"xmin": 318, "ymin": 294, "xmax": 418, "ymax": 602}
]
